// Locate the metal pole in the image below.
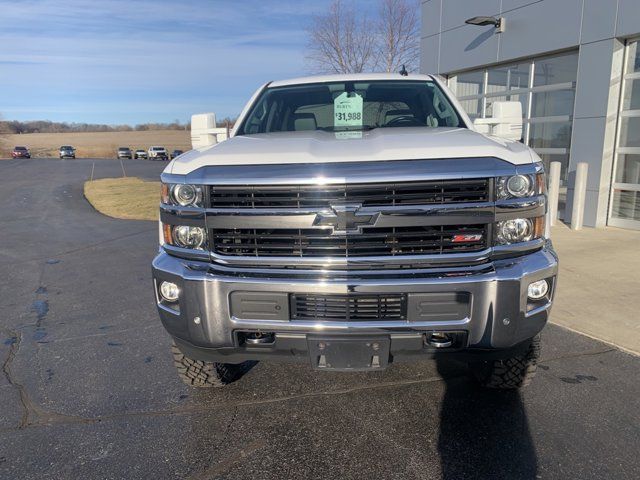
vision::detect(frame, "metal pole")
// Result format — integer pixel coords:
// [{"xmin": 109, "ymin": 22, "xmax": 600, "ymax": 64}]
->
[
  {"xmin": 571, "ymin": 162, "xmax": 588, "ymax": 230},
  {"xmin": 548, "ymin": 162, "xmax": 561, "ymax": 227}
]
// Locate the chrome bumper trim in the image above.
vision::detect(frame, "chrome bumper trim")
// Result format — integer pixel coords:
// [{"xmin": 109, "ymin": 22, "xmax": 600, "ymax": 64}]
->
[{"xmin": 152, "ymin": 242, "xmax": 558, "ymax": 353}]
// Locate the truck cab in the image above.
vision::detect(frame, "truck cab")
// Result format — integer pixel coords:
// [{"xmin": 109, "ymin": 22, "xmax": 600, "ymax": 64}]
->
[{"xmin": 152, "ymin": 73, "xmax": 557, "ymax": 389}]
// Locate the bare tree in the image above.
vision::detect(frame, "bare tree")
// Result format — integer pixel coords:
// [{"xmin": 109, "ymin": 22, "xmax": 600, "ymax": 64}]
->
[
  {"xmin": 306, "ymin": 1, "xmax": 377, "ymax": 74},
  {"xmin": 306, "ymin": 0, "xmax": 420, "ymax": 74},
  {"xmin": 376, "ymin": 0, "xmax": 420, "ymax": 72}
]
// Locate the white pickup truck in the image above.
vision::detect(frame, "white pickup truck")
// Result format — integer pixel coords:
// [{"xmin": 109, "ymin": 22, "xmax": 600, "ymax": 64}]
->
[
  {"xmin": 153, "ymin": 73, "xmax": 557, "ymax": 389},
  {"xmin": 148, "ymin": 146, "xmax": 168, "ymax": 161}
]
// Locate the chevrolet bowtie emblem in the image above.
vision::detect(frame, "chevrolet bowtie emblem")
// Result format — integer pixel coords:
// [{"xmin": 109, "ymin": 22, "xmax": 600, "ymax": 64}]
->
[{"xmin": 313, "ymin": 203, "xmax": 379, "ymax": 234}]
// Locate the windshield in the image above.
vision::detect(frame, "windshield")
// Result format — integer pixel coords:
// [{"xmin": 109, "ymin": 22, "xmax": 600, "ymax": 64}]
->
[
  {"xmin": 15, "ymin": 146, "xmax": 27, "ymax": 150},
  {"xmin": 118, "ymin": 147, "xmax": 129, "ymax": 151},
  {"xmin": 237, "ymin": 80, "xmax": 464, "ymax": 135},
  {"xmin": 61, "ymin": 146, "xmax": 72, "ymax": 149}
]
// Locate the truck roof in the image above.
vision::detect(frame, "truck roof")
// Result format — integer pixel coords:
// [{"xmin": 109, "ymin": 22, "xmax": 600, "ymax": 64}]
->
[{"xmin": 269, "ymin": 73, "xmax": 436, "ymax": 88}]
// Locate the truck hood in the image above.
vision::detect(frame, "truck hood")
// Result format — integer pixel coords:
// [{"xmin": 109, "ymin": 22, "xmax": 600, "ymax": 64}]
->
[{"xmin": 168, "ymin": 127, "xmax": 534, "ymax": 175}]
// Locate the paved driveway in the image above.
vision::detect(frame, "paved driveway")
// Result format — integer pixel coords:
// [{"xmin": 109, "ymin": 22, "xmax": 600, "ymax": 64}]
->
[{"xmin": 0, "ymin": 158, "xmax": 638, "ymax": 479}]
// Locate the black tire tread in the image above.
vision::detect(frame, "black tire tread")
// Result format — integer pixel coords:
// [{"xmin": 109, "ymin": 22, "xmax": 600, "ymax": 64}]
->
[
  {"xmin": 471, "ymin": 335, "xmax": 541, "ymax": 389},
  {"xmin": 171, "ymin": 342, "xmax": 242, "ymax": 388}
]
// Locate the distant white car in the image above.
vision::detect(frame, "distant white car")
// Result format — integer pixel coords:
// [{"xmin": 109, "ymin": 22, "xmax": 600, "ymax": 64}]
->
[{"xmin": 148, "ymin": 146, "xmax": 168, "ymax": 160}]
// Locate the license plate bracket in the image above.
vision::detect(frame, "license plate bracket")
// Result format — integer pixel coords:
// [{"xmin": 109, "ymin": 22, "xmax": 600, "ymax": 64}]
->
[{"xmin": 307, "ymin": 336, "xmax": 390, "ymax": 371}]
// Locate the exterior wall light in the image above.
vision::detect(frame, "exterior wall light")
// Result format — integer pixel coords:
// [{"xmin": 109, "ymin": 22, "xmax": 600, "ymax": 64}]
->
[{"xmin": 465, "ymin": 16, "xmax": 505, "ymax": 33}]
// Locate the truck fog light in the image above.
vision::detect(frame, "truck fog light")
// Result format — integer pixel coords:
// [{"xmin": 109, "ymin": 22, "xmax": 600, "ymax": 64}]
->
[
  {"xmin": 159, "ymin": 281, "xmax": 179, "ymax": 302},
  {"xmin": 173, "ymin": 226, "xmax": 206, "ymax": 249},
  {"xmin": 527, "ymin": 279, "xmax": 549, "ymax": 300},
  {"xmin": 496, "ymin": 218, "xmax": 533, "ymax": 244}
]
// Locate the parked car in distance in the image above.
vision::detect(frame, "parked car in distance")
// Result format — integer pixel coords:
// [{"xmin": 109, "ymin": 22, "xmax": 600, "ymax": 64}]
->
[
  {"xmin": 170, "ymin": 149, "xmax": 184, "ymax": 159},
  {"xmin": 134, "ymin": 149, "xmax": 148, "ymax": 159},
  {"xmin": 117, "ymin": 147, "xmax": 132, "ymax": 159},
  {"xmin": 12, "ymin": 146, "xmax": 31, "ymax": 159},
  {"xmin": 148, "ymin": 146, "xmax": 168, "ymax": 160},
  {"xmin": 59, "ymin": 145, "xmax": 76, "ymax": 159}
]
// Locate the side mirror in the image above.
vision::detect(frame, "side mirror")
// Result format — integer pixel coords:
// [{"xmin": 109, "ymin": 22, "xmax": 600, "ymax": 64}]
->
[
  {"xmin": 473, "ymin": 101, "xmax": 523, "ymax": 141},
  {"xmin": 191, "ymin": 113, "xmax": 229, "ymax": 149}
]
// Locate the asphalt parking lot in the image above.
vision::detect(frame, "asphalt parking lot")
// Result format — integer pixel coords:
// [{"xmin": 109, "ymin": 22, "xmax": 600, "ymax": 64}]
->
[{"xmin": 1, "ymin": 157, "xmax": 639, "ymax": 479}]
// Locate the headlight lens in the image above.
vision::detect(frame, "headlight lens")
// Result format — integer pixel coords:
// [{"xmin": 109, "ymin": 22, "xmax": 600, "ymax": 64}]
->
[
  {"xmin": 161, "ymin": 183, "xmax": 203, "ymax": 207},
  {"xmin": 497, "ymin": 174, "xmax": 535, "ymax": 199},
  {"xmin": 172, "ymin": 226, "xmax": 206, "ymax": 249},
  {"xmin": 159, "ymin": 281, "xmax": 180, "ymax": 302},
  {"xmin": 527, "ymin": 279, "xmax": 549, "ymax": 300},
  {"xmin": 173, "ymin": 184, "xmax": 199, "ymax": 206},
  {"xmin": 496, "ymin": 218, "xmax": 533, "ymax": 244}
]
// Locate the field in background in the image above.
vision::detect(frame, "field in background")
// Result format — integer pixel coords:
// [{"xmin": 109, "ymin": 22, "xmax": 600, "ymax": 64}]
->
[{"xmin": 1, "ymin": 130, "xmax": 191, "ymax": 158}]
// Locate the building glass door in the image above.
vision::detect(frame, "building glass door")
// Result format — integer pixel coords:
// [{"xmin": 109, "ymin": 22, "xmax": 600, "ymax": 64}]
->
[{"xmin": 610, "ymin": 39, "xmax": 640, "ymax": 229}]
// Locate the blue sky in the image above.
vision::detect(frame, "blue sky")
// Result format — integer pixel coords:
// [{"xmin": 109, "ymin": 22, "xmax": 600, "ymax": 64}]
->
[{"xmin": 0, "ymin": 0, "xmax": 375, "ymax": 125}]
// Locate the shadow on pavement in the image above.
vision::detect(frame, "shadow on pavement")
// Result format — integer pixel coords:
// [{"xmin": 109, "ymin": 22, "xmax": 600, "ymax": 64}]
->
[{"xmin": 436, "ymin": 359, "xmax": 538, "ymax": 479}]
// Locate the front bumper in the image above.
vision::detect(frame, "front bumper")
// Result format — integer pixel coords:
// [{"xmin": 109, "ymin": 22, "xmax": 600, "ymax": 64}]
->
[{"xmin": 152, "ymin": 242, "xmax": 558, "ymax": 364}]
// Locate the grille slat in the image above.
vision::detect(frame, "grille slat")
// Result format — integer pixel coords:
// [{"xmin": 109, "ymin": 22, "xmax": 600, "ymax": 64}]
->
[
  {"xmin": 210, "ymin": 179, "xmax": 489, "ymax": 208},
  {"xmin": 212, "ymin": 225, "xmax": 488, "ymax": 257},
  {"xmin": 291, "ymin": 294, "xmax": 406, "ymax": 321}
]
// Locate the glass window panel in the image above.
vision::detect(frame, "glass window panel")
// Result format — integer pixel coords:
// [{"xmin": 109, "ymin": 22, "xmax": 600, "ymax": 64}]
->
[
  {"xmin": 533, "ymin": 52, "xmax": 578, "ymax": 86},
  {"xmin": 615, "ymin": 154, "xmax": 640, "ymax": 184},
  {"xmin": 611, "ymin": 190, "xmax": 640, "ymax": 221},
  {"xmin": 538, "ymin": 153, "xmax": 570, "ymax": 184},
  {"xmin": 532, "ymin": 89, "xmax": 575, "ymax": 117},
  {"xmin": 487, "ymin": 63, "xmax": 530, "ymax": 94},
  {"xmin": 626, "ymin": 41, "xmax": 640, "ymax": 74},
  {"xmin": 458, "ymin": 98, "xmax": 482, "ymax": 119},
  {"xmin": 622, "ymin": 78, "xmax": 640, "ymax": 111},
  {"xmin": 619, "ymin": 117, "xmax": 640, "ymax": 148},
  {"xmin": 453, "ymin": 71, "xmax": 484, "ymax": 97},
  {"xmin": 529, "ymin": 121, "xmax": 572, "ymax": 149}
]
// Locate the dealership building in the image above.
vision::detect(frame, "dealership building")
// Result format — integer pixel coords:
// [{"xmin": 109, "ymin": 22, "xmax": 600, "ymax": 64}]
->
[{"xmin": 420, "ymin": 0, "xmax": 640, "ymax": 229}]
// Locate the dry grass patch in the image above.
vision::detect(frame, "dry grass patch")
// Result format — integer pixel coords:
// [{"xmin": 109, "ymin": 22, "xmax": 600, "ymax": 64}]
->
[{"xmin": 84, "ymin": 177, "xmax": 159, "ymax": 221}]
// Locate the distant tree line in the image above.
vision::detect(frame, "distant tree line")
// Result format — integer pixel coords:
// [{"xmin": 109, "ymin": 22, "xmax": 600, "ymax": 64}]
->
[
  {"xmin": 0, "ymin": 117, "xmax": 237, "ymax": 135},
  {"xmin": 0, "ymin": 120, "xmax": 191, "ymax": 134}
]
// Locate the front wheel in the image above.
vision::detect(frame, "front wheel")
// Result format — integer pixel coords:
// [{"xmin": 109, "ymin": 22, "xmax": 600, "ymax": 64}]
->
[
  {"xmin": 171, "ymin": 342, "xmax": 247, "ymax": 388},
  {"xmin": 469, "ymin": 335, "xmax": 541, "ymax": 389}
]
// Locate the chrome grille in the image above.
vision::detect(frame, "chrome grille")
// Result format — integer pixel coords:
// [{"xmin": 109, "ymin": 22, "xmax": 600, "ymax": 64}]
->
[
  {"xmin": 211, "ymin": 225, "xmax": 488, "ymax": 257},
  {"xmin": 291, "ymin": 293, "xmax": 406, "ymax": 321},
  {"xmin": 209, "ymin": 179, "xmax": 489, "ymax": 208}
]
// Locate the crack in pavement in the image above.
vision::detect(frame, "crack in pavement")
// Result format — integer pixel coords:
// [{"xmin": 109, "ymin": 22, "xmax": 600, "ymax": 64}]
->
[
  {"xmin": 185, "ymin": 438, "xmax": 267, "ymax": 480},
  {"xmin": 0, "ymin": 346, "xmax": 620, "ymax": 433},
  {"xmin": 1, "ymin": 330, "xmax": 29, "ymax": 428},
  {"xmin": 1, "ymin": 328, "xmax": 95, "ymax": 430}
]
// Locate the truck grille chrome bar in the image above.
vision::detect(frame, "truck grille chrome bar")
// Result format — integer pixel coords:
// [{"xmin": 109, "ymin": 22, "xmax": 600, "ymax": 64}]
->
[
  {"xmin": 211, "ymin": 225, "xmax": 488, "ymax": 257},
  {"xmin": 209, "ymin": 179, "xmax": 489, "ymax": 209}
]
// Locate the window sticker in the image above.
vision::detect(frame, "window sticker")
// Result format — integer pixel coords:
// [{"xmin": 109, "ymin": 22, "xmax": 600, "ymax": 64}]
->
[{"xmin": 334, "ymin": 92, "xmax": 363, "ymax": 127}]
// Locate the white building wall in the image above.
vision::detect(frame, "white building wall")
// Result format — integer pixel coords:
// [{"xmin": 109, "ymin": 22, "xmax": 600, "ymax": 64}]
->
[{"xmin": 421, "ymin": 0, "xmax": 640, "ymax": 227}]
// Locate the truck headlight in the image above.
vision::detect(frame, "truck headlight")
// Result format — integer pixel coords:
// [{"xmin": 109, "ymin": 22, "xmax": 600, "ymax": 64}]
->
[
  {"xmin": 495, "ymin": 217, "xmax": 545, "ymax": 245},
  {"xmin": 497, "ymin": 174, "xmax": 535, "ymax": 199},
  {"xmin": 161, "ymin": 183, "xmax": 203, "ymax": 207},
  {"xmin": 171, "ymin": 225, "xmax": 206, "ymax": 249}
]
